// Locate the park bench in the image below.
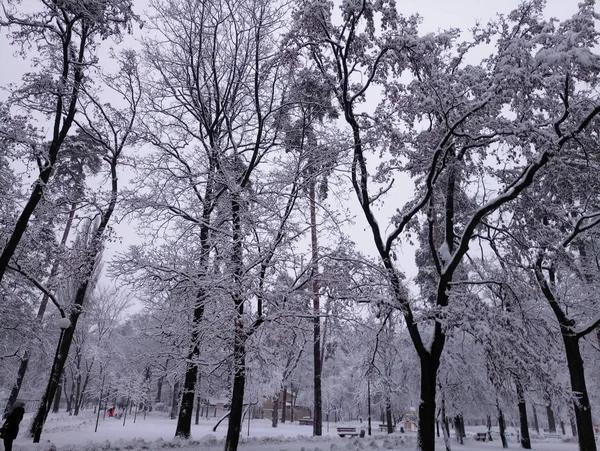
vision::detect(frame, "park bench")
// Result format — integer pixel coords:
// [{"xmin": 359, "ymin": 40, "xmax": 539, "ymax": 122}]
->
[
  {"xmin": 337, "ymin": 426, "xmax": 359, "ymax": 437},
  {"xmin": 474, "ymin": 433, "xmax": 488, "ymax": 441},
  {"xmin": 545, "ymin": 433, "xmax": 562, "ymax": 439},
  {"xmin": 298, "ymin": 418, "xmax": 313, "ymax": 426},
  {"xmin": 379, "ymin": 424, "xmax": 395, "ymax": 432}
]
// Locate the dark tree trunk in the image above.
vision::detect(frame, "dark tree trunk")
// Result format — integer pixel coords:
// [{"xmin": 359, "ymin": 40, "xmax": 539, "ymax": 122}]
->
[
  {"xmin": 156, "ymin": 376, "xmax": 164, "ymax": 404},
  {"xmin": 73, "ymin": 367, "xmax": 82, "ymax": 416},
  {"xmin": 223, "ymin": 324, "xmax": 246, "ymax": 451},
  {"xmin": 170, "ymin": 381, "xmax": 180, "ymax": 420},
  {"xmin": 570, "ymin": 413, "xmax": 577, "ymax": 438},
  {"xmin": 546, "ymin": 402, "xmax": 556, "ymax": 433},
  {"xmin": 418, "ymin": 356, "xmax": 438, "ymax": 451},
  {"xmin": 52, "ymin": 376, "xmax": 63, "ymax": 413},
  {"xmin": 4, "ymin": 356, "xmax": 30, "ymax": 414},
  {"xmin": 487, "ymin": 414, "xmax": 493, "ymax": 441},
  {"xmin": 560, "ymin": 419, "xmax": 566, "ymax": 436},
  {"xmin": 281, "ymin": 386, "xmax": 287, "ymax": 423},
  {"xmin": 195, "ymin": 392, "xmax": 200, "ymax": 426},
  {"xmin": 516, "ymin": 381, "xmax": 531, "ymax": 449},
  {"xmin": 308, "ymin": 177, "xmax": 323, "ymax": 437},
  {"xmin": 386, "ymin": 398, "xmax": 393, "ymax": 434},
  {"xmin": 175, "ymin": 300, "xmax": 205, "ymax": 438},
  {"xmin": 272, "ymin": 396, "xmax": 279, "ymax": 428},
  {"xmin": 563, "ymin": 336, "xmax": 596, "ymax": 450},
  {"xmin": 533, "ymin": 404, "xmax": 539, "ymax": 434},
  {"xmin": 224, "ymin": 195, "xmax": 248, "ymax": 451},
  {"xmin": 498, "ymin": 402, "xmax": 508, "ymax": 449}
]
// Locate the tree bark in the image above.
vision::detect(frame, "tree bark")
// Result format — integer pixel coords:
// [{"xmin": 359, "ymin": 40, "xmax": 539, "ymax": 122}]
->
[
  {"xmin": 385, "ymin": 398, "xmax": 393, "ymax": 434},
  {"xmin": 272, "ymin": 395, "xmax": 279, "ymax": 427},
  {"xmin": 516, "ymin": 381, "xmax": 531, "ymax": 449},
  {"xmin": 309, "ymin": 179, "xmax": 322, "ymax": 437},
  {"xmin": 170, "ymin": 381, "xmax": 180, "ymax": 420},
  {"xmin": 546, "ymin": 402, "xmax": 556, "ymax": 433},
  {"xmin": 156, "ymin": 376, "xmax": 164, "ymax": 404},
  {"xmin": 175, "ymin": 300, "xmax": 205, "ymax": 438},
  {"xmin": 418, "ymin": 356, "xmax": 438, "ymax": 451},
  {"xmin": 224, "ymin": 195, "xmax": 247, "ymax": 451},
  {"xmin": 563, "ymin": 336, "xmax": 595, "ymax": 450},
  {"xmin": 52, "ymin": 376, "xmax": 64, "ymax": 413},
  {"xmin": 533, "ymin": 404, "xmax": 539, "ymax": 434},
  {"xmin": 224, "ymin": 323, "xmax": 246, "ymax": 451},
  {"xmin": 281, "ymin": 386, "xmax": 287, "ymax": 423},
  {"xmin": 497, "ymin": 400, "xmax": 508, "ymax": 449}
]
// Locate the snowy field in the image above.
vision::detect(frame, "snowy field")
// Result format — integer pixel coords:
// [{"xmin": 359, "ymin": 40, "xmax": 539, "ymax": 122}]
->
[{"xmin": 8, "ymin": 411, "xmax": 590, "ymax": 451}]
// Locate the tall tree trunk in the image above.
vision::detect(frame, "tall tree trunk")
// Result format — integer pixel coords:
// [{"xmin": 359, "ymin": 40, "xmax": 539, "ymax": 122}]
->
[
  {"xmin": 73, "ymin": 370, "xmax": 82, "ymax": 416},
  {"xmin": 563, "ymin": 336, "xmax": 596, "ymax": 451},
  {"xmin": 224, "ymin": 323, "xmax": 246, "ymax": 451},
  {"xmin": 309, "ymin": 179, "xmax": 322, "ymax": 437},
  {"xmin": 281, "ymin": 386, "xmax": 287, "ymax": 423},
  {"xmin": 546, "ymin": 401, "xmax": 556, "ymax": 433},
  {"xmin": 418, "ymin": 356, "xmax": 438, "ymax": 451},
  {"xmin": 497, "ymin": 402, "xmax": 508, "ymax": 449},
  {"xmin": 533, "ymin": 404, "xmax": 539, "ymax": 434},
  {"xmin": 272, "ymin": 395, "xmax": 279, "ymax": 428},
  {"xmin": 175, "ymin": 299, "xmax": 205, "ymax": 438},
  {"xmin": 156, "ymin": 376, "xmax": 164, "ymax": 404},
  {"xmin": 224, "ymin": 195, "xmax": 247, "ymax": 451},
  {"xmin": 52, "ymin": 376, "xmax": 64, "ymax": 413},
  {"xmin": 516, "ymin": 381, "xmax": 531, "ymax": 449},
  {"xmin": 170, "ymin": 380, "xmax": 180, "ymax": 420},
  {"xmin": 441, "ymin": 393, "xmax": 451, "ymax": 451},
  {"xmin": 385, "ymin": 397, "xmax": 393, "ymax": 434}
]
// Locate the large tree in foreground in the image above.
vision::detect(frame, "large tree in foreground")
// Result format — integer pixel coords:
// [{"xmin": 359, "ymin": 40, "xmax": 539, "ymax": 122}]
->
[
  {"xmin": 288, "ymin": 0, "xmax": 600, "ymax": 449},
  {"xmin": 0, "ymin": 0, "xmax": 136, "ymax": 285}
]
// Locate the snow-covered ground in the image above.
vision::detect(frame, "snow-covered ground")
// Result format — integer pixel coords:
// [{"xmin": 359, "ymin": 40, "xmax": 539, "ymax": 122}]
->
[{"xmin": 10, "ymin": 411, "xmax": 587, "ymax": 451}]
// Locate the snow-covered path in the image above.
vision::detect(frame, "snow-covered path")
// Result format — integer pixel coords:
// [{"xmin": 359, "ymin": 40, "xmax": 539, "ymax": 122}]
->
[{"xmin": 10, "ymin": 411, "xmax": 585, "ymax": 451}]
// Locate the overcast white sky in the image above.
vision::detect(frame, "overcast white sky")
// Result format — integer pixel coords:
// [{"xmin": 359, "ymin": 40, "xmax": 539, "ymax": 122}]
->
[{"xmin": 0, "ymin": 0, "xmax": 580, "ymax": 294}]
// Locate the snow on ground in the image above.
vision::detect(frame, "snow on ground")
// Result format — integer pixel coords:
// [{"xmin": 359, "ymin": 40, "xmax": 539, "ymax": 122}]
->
[{"xmin": 9, "ymin": 411, "xmax": 587, "ymax": 451}]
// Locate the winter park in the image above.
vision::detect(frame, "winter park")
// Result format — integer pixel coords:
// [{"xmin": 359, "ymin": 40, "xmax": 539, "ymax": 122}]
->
[{"xmin": 0, "ymin": 0, "xmax": 600, "ymax": 450}]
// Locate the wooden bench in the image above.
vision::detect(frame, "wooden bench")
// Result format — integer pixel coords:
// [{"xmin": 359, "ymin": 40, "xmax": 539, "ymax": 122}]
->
[
  {"xmin": 337, "ymin": 426, "xmax": 359, "ymax": 437},
  {"xmin": 379, "ymin": 424, "xmax": 395, "ymax": 432},
  {"xmin": 474, "ymin": 433, "xmax": 488, "ymax": 441},
  {"xmin": 299, "ymin": 418, "xmax": 313, "ymax": 426}
]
